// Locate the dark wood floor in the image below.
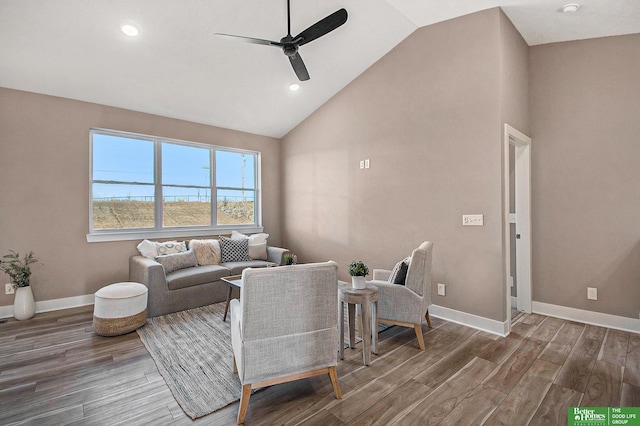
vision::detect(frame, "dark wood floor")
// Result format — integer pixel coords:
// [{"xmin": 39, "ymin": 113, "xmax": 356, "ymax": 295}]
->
[{"xmin": 0, "ymin": 306, "xmax": 638, "ymax": 425}]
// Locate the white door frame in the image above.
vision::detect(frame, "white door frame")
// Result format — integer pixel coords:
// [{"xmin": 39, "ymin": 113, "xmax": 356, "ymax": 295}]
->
[{"xmin": 504, "ymin": 124, "xmax": 532, "ymax": 327}]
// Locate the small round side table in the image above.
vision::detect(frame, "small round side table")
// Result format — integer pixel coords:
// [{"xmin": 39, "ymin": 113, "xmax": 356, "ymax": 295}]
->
[{"xmin": 338, "ymin": 282, "xmax": 379, "ymax": 366}]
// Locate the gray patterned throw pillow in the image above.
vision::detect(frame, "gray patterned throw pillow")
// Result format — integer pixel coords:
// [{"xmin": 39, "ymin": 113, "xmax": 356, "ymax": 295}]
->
[
  {"xmin": 219, "ymin": 236, "xmax": 251, "ymax": 262},
  {"xmin": 155, "ymin": 249, "xmax": 198, "ymax": 273},
  {"xmin": 388, "ymin": 256, "xmax": 410, "ymax": 285}
]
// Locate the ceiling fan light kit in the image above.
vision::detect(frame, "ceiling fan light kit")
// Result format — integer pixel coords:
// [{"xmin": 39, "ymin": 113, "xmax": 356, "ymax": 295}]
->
[
  {"xmin": 121, "ymin": 23, "xmax": 140, "ymax": 37},
  {"xmin": 561, "ymin": 3, "xmax": 580, "ymax": 13},
  {"xmin": 215, "ymin": 0, "xmax": 348, "ymax": 81}
]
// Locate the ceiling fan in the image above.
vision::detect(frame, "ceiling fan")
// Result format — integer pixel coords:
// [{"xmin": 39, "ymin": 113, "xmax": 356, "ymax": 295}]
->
[{"xmin": 214, "ymin": 1, "xmax": 348, "ymax": 81}]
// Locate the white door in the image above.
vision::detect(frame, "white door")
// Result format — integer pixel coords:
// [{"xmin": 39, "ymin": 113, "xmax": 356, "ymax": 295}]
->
[{"xmin": 504, "ymin": 124, "xmax": 532, "ymax": 325}]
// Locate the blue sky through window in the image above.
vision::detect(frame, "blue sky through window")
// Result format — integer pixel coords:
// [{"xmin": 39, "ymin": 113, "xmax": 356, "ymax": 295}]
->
[{"xmin": 92, "ymin": 132, "xmax": 256, "ymax": 201}]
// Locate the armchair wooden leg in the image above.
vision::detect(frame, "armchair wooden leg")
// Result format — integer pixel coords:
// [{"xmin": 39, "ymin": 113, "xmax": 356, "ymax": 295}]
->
[
  {"xmin": 414, "ymin": 324, "xmax": 426, "ymax": 350},
  {"xmin": 237, "ymin": 384, "xmax": 252, "ymax": 424},
  {"xmin": 425, "ymin": 310, "xmax": 432, "ymax": 328},
  {"xmin": 328, "ymin": 366, "xmax": 342, "ymax": 399}
]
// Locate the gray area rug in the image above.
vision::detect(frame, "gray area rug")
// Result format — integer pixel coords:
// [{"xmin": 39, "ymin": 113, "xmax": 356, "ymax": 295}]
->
[
  {"xmin": 137, "ymin": 302, "xmax": 239, "ymax": 420},
  {"xmin": 137, "ymin": 301, "xmax": 393, "ymax": 419}
]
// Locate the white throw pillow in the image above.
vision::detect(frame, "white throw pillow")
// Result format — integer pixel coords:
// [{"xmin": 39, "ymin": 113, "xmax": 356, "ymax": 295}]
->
[
  {"xmin": 189, "ymin": 239, "xmax": 221, "ymax": 265},
  {"xmin": 137, "ymin": 239, "xmax": 158, "ymax": 259},
  {"xmin": 230, "ymin": 231, "xmax": 269, "ymax": 260},
  {"xmin": 136, "ymin": 240, "xmax": 187, "ymax": 259},
  {"xmin": 248, "ymin": 242, "xmax": 267, "ymax": 260},
  {"xmin": 155, "ymin": 241, "xmax": 187, "ymax": 256}
]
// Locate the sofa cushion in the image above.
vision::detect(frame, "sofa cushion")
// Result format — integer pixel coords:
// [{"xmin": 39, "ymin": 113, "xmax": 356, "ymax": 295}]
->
[
  {"xmin": 166, "ymin": 264, "xmax": 231, "ymax": 291},
  {"xmin": 231, "ymin": 231, "xmax": 269, "ymax": 260},
  {"xmin": 221, "ymin": 261, "xmax": 277, "ymax": 275},
  {"xmin": 189, "ymin": 239, "xmax": 221, "ymax": 265},
  {"xmin": 388, "ymin": 257, "xmax": 410, "ymax": 285},
  {"xmin": 220, "ymin": 236, "xmax": 252, "ymax": 262},
  {"xmin": 137, "ymin": 239, "xmax": 187, "ymax": 259},
  {"xmin": 155, "ymin": 250, "xmax": 198, "ymax": 274}
]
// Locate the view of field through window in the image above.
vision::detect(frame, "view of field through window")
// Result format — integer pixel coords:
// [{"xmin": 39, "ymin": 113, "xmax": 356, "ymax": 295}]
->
[
  {"xmin": 91, "ymin": 130, "xmax": 258, "ymax": 231},
  {"xmin": 92, "ymin": 198, "xmax": 255, "ymax": 229}
]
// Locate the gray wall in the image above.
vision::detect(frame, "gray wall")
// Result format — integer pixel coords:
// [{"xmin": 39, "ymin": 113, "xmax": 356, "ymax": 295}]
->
[
  {"xmin": 0, "ymin": 87, "xmax": 281, "ymax": 306},
  {"xmin": 530, "ymin": 34, "xmax": 640, "ymax": 319},
  {"xmin": 281, "ymin": 8, "xmax": 529, "ymax": 322}
]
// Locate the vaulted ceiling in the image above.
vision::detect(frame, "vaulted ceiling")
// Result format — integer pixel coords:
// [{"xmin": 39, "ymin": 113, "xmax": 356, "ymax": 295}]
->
[{"xmin": 1, "ymin": 0, "xmax": 639, "ymax": 138}]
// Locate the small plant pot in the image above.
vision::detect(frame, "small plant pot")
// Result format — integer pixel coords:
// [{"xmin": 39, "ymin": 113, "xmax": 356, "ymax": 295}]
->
[
  {"xmin": 351, "ymin": 276, "xmax": 366, "ymax": 289},
  {"xmin": 14, "ymin": 286, "xmax": 35, "ymax": 320}
]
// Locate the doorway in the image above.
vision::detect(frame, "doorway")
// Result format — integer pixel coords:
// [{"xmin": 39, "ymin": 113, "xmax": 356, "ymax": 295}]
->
[{"xmin": 504, "ymin": 124, "xmax": 532, "ymax": 328}]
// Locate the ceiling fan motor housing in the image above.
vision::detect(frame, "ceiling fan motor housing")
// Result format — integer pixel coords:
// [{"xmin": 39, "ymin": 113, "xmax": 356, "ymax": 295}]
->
[{"xmin": 280, "ymin": 36, "xmax": 299, "ymax": 57}]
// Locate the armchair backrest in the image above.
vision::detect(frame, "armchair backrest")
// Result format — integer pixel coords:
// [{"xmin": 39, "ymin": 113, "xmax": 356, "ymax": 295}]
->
[
  {"xmin": 239, "ymin": 261, "xmax": 338, "ymax": 341},
  {"xmin": 405, "ymin": 242, "xmax": 433, "ymax": 304}
]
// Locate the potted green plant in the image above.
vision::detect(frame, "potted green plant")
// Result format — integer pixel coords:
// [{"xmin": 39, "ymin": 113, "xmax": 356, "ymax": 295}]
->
[
  {"xmin": 284, "ymin": 253, "xmax": 297, "ymax": 265},
  {"xmin": 1, "ymin": 250, "xmax": 39, "ymax": 320},
  {"xmin": 349, "ymin": 260, "xmax": 369, "ymax": 289}
]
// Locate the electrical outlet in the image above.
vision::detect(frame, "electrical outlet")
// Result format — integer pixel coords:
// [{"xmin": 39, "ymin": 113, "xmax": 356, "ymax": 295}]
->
[
  {"xmin": 5, "ymin": 283, "xmax": 14, "ymax": 295},
  {"xmin": 359, "ymin": 160, "xmax": 365, "ymax": 169},
  {"xmin": 587, "ymin": 287, "xmax": 597, "ymax": 300},
  {"xmin": 437, "ymin": 283, "xmax": 446, "ymax": 296}
]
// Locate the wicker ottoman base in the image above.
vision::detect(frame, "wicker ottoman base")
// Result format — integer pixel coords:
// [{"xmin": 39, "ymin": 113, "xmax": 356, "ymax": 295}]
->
[
  {"xmin": 93, "ymin": 309, "xmax": 147, "ymax": 337},
  {"xmin": 93, "ymin": 282, "xmax": 148, "ymax": 337}
]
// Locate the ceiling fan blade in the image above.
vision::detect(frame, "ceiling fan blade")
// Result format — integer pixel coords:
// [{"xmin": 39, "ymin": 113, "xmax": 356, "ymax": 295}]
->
[
  {"xmin": 288, "ymin": 52, "xmax": 310, "ymax": 81},
  {"xmin": 214, "ymin": 33, "xmax": 282, "ymax": 47},
  {"xmin": 294, "ymin": 8, "xmax": 347, "ymax": 46}
]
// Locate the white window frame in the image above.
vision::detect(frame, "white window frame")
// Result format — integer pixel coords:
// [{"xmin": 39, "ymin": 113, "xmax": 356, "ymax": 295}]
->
[{"xmin": 87, "ymin": 128, "xmax": 262, "ymax": 242}]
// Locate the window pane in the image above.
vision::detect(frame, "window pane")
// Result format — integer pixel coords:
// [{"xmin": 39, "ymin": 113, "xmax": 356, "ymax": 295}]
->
[
  {"xmin": 162, "ymin": 143, "xmax": 211, "ymax": 186},
  {"xmin": 217, "ymin": 189, "xmax": 255, "ymax": 225},
  {"xmin": 92, "ymin": 183, "xmax": 154, "ymax": 229},
  {"xmin": 93, "ymin": 134, "xmax": 154, "ymax": 183},
  {"xmin": 216, "ymin": 151, "xmax": 255, "ymax": 189},
  {"xmin": 163, "ymin": 186, "xmax": 211, "ymax": 227}
]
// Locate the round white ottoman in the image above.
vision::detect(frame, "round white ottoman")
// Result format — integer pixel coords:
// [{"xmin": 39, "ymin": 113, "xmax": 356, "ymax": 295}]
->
[{"xmin": 93, "ymin": 282, "xmax": 148, "ymax": 337}]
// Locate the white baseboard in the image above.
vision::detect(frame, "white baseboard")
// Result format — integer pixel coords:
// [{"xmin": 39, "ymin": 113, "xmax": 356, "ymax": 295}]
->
[
  {"xmin": 532, "ymin": 301, "xmax": 640, "ymax": 334},
  {"xmin": 0, "ymin": 294, "xmax": 94, "ymax": 319},
  {"xmin": 429, "ymin": 304, "xmax": 509, "ymax": 337}
]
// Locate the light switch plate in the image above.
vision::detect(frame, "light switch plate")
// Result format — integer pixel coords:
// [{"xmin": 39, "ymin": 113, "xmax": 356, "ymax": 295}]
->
[
  {"xmin": 587, "ymin": 287, "xmax": 597, "ymax": 300},
  {"xmin": 364, "ymin": 159, "xmax": 370, "ymax": 169},
  {"xmin": 437, "ymin": 283, "xmax": 446, "ymax": 296},
  {"xmin": 463, "ymin": 214, "xmax": 484, "ymax": 226}
]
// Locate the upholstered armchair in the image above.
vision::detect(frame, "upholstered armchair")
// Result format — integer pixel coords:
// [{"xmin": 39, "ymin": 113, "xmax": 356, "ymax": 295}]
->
[
  {"xmin": 229, "ymin": 261, "xmax": 342, "ymax": 424},
  {"xmin": 367, "ymin": 241, "xmax": 433, "ymax": 350}
]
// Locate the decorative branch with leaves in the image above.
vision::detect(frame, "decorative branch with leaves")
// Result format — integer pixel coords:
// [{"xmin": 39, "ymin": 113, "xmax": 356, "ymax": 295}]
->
[{"xmin": 0, "ymin": 250, "xmax": 39, "ymax": 288}]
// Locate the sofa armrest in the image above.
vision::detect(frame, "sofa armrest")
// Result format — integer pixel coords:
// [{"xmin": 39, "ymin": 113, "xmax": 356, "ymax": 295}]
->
[
  {"xmin": 372, "ymin": 269, "xmax": 392, "ymax": 281},
  {"xmin": 129, "ymin": 255, "xmax": 168, "ymax": 304},
  {"xmin": 129, "ymin": 255, "xmax": 166, "ymax": 286},
  {"xmin": 266, "ymin": 246, "xmax": 290, "ymax": 266}
]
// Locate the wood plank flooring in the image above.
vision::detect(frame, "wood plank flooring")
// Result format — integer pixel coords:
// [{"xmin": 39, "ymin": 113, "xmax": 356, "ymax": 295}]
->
[{"xmin": 0, "ymin": 306, "xmax": 638, "ymax": 425}]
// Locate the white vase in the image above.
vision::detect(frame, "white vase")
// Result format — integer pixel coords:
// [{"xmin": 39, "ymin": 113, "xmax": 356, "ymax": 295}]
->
[
  {"xmin": 351, "ymin": 276, "xmax": 366, "ymax": 289},
  {"xmin": 14, "ymin": 286, "xmax": 36, "ymax": 320}
]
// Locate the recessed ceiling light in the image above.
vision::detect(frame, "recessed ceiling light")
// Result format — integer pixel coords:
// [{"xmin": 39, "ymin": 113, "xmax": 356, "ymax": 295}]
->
[
  {"xmin": 121, "ymin": 23, "xmax": 140, "ymax": 37},
  {"xmin": 561, "ymin": 3, "xmax": 580, "ymax": 13},
  {"xmin": 289, "ymin": 83, "xmax": 300, "ymax": 91}
]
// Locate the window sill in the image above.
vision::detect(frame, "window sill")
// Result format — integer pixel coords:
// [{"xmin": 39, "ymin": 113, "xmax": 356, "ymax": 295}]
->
[{"xmin": 86, "ymin": 226, "xmax": 264, "ymax": 243}]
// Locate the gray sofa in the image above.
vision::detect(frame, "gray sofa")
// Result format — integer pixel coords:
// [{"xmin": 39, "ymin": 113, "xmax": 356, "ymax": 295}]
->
[{"xmin": 129, "ymin": 246, "xmax": 289, "ymax": 317}]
